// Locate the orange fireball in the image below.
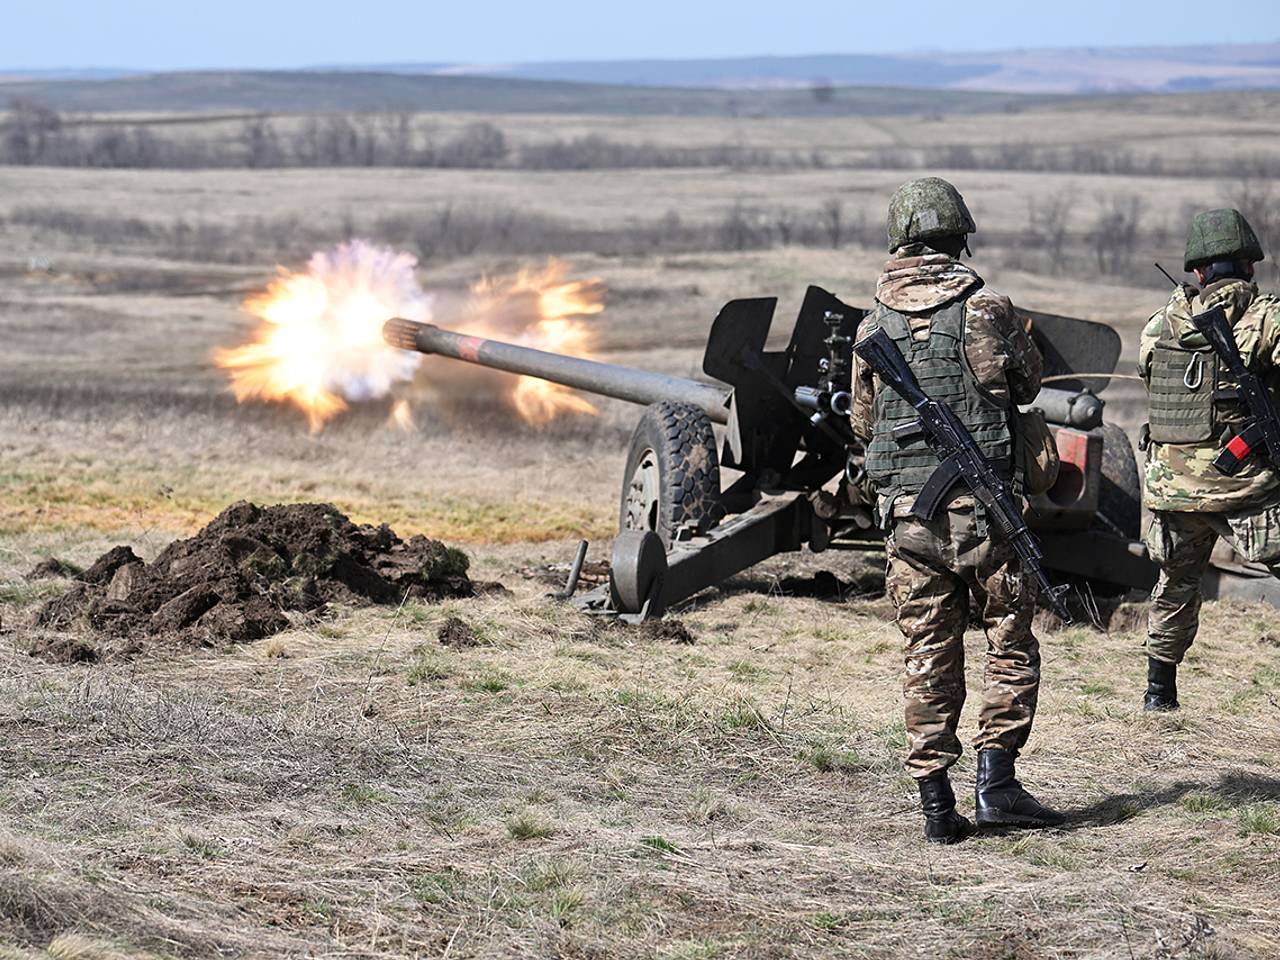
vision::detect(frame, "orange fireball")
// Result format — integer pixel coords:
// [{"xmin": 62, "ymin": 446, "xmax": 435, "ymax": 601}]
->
[
  {"xmin": 466, "ymin": 261, "xmax": 605, "ymax": 426},
  {"xmin": 216, "ymin": 242, "xmax": 604, "ymax": 431},
  {"xmin": 216, "ymin": 241, "xmax": 429, "ymax": 431}
]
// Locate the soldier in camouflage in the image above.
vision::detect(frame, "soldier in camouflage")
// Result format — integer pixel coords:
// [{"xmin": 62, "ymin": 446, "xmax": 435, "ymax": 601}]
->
[
  {"xmin": 1138, "ymin": 208, "xmax": 1278, "ymax": 710},
  {"xmin": 852, "ymin": 177, "xmax": 1064, "ymax": 844}
]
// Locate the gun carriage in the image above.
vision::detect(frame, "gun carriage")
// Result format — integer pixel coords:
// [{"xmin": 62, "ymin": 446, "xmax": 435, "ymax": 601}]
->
[{"xmin": 384, "ymin": 286, "xmax": 1279, "ymax": 620}]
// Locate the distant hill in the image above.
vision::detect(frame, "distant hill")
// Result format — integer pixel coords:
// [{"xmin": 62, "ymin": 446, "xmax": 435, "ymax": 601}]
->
[
  {"xmin": 0, "ymin": 70, "xmax": 1040, "ymax": 116},
  {"xmin": 0, "ymin": 67, "xmax": 137, "ymax": 83},
  {"xmin": 7, "ymin": 41, "xmax": 1280, "ymax": 107},
  {"xmin": 332, "ymin": 43, "xmax": 1280, "ymax": 95},
  {"xmin": 5, "ymin": 39, "xmax": 1280, "ymax": 117}
]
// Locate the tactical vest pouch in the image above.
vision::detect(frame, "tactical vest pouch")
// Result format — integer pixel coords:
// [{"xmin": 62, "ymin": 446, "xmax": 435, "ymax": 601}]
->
[
  {"xmin": 865, "ymin": 298, "xmax": 1014, "ymax": 504},
  {"xmin": 1017, "ymin": 408, "xmax": 1060, "ymax": 496},
  {"xmin": 1148, "ymin": 341, "xmax": 1218, "ymax": 444}
]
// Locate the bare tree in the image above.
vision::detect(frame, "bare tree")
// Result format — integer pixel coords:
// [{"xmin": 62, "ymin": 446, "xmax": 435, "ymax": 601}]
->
[
  {"xmin": 844, "ymin": 205, "xmax": 873, "ymax": 248},
  {"xmin": 2, "ymin": 97, "xmax": 63, "ymax": 164},
  {"xmin": 822, "ymin": 198, "xmax": 843, "ymax": 249},
  {"xmin": 774, "ymin": 207, "xmax": 796, "ymax": 246},
  {"xmin": 1232, "ymin": 176, "xmax": 1278, "ymax": 285},
  {"xmin": 1026, "ymin": 190, "xmax": 1074, "ymax": 272},
  {"xmin": 1087, "ymin": 194, "xmax": 1145, "ymax": 275},
  {"xmin": 435, "ymin": 123, "xmax": 507, "ymax": 168},
  {"xmin": 719, "ymin": 202, "xmax": 757, "ymax": 251},
  {"xmin": 240, "ymin": 115, "xmax": 285, "ymax": 168},
  {"xmin": 381, "ymin": 111, "xmax": 414, "ymax": 167}
]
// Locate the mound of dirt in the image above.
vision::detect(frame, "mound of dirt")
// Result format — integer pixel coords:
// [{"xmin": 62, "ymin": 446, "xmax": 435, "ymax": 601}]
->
[
  {"xmin": 33, "ymin": 501, "xmax": 474, "ymax": 655},
  {"xmin": 574, "ymin": 617, "xmax": 695, "ymax": 645},
  {"xmin": 437, "ymin": 616, "xmax": 479, "ymax": 648}
]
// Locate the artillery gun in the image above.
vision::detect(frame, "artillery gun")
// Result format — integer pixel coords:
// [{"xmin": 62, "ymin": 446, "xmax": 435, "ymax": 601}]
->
[{"xmin": 384, "ymin": 287, "xmax": 1277, "ymax": 620}]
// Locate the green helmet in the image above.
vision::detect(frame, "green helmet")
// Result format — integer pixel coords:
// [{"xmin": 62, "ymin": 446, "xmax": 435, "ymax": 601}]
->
[
  {"xmin": 1183, "ymin": 208, "xmax": 1264, "ymax": 271},
  {"xmin": 886, "ymin": 177, "xmax": 977, "ymax": 252}
]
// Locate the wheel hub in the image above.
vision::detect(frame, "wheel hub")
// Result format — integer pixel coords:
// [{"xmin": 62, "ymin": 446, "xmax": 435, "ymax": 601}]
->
[{"xmin": 622, "ymin": 447, "xmax": 661, "ymax": 533}]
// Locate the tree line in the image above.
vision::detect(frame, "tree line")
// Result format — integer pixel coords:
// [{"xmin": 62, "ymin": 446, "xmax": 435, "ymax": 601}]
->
[
  {"xmin": 4, "ymin": 99, "xmax": 1277, "ymax": 180},
  {"xmin": 8, "ymin": 188, "xmax": 1273, "ymax": 285}
]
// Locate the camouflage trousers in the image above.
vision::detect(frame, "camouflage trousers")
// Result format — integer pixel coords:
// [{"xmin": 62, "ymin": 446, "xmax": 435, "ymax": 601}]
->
[
  {"xmin": 1146, "ymin": 503, "xmax": 1280, "ymax": 663},
  {"xmin": 886, "ymin": 505, "xmax": 1041, "ymax": 779}
]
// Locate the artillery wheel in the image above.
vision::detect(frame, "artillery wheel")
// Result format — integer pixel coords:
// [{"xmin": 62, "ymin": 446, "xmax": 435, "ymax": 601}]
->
[
  {"xmin": 609, "ymin": 530, "xmax": 667, "ymax": 618},
  {"xmin": 1094, "ymin": 423, "xmax": 1141, "ymax": 540},
  {"xmin": 619, "ymin": 402, "xmax": 722, "ymax": 547},
  {"xmin": 1073, "ymin": 422, "xmax": 1143, "ymax": 601}
]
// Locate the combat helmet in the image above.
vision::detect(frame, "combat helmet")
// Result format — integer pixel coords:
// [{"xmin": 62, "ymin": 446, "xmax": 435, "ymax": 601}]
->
[
  {"xmin": 886, "ymin": 177, "xmax": 977, "ymax": 252},
  {"xmin": 1184, "ymin": 208, "xmax": 1264, "ymax": 271}
]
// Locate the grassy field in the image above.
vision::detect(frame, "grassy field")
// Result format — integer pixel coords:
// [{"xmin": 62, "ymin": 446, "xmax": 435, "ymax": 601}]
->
[{"xmin": 1, "ymin": 95, "xmax": 1278, "ymax": 958}]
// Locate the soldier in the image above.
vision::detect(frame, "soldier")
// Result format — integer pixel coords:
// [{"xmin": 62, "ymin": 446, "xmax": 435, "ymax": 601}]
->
[
  {"xmin": 1138, "ymin": 209, "xmax": 1277, "ymax": 710},
  {"xmin": 851, "ymin": 177, "xmax": 1063, "ymax": 844}
]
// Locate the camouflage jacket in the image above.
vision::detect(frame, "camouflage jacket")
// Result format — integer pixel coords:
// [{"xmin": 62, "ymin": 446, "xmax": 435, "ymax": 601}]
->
[
  {"xmin": 1139, "ymin": 279, "xmax": 1280, "ymax": 512},
  {"xmin": 852, "ymin": 247, "xmax": 1043, "ymax": 516}
]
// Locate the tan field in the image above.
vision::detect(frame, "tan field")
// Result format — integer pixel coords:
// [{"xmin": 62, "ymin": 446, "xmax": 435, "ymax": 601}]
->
[{"xmin": 1, "ymin": 97, "xmax": 1278, "ymax": 959}]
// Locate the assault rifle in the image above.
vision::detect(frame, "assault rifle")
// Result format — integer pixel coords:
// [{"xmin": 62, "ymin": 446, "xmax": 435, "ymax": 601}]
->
[
  {"xmin": 1153, "ymin": 262, "xmax": 1280, "ymax": 475},
  {"xmin": 1188, "ymin": 305, "xmax": 1280, "ymax": 476},
  {"xmin": 854, "ymin": 327, "xmax": 1074, "ymax": 623}
]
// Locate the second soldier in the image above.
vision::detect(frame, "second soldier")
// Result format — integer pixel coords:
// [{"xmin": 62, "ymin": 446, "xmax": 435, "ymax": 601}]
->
[
  {"xmin": 852, "ymin": 177, "xmax": 1064, "ymax": 843},
  {"xmin": 1138, "ymin": 209, "xmax": 1279, "ymax": 710}
]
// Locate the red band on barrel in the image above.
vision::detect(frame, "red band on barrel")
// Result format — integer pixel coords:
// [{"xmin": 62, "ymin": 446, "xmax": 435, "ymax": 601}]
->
[
  {"xmin": 456, "ymin": 337, "xmax": 483, "ymax": 363},
  {"xmin": 1227, "ymin": 435, "xmax": 1252, "ymax": 459}
]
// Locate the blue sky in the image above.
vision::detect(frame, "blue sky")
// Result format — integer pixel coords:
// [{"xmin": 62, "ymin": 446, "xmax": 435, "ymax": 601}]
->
[{"xmin": 4, "ymin": 0, "xmax": 1277, "ymax": 70}]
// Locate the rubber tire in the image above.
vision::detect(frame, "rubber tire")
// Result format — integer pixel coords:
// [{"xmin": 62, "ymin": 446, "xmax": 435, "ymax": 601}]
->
[
  {"xmin": 619, "ymin": 401, "xmax": 722, "ymax": 547},
  {"xmin": 1094, "ymin": 422, "xmax": 1142, "ymax": 541}
]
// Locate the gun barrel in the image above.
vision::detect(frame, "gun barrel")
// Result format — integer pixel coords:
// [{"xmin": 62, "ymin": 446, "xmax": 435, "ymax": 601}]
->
[{"xmin": 383, "ymin": 317, "xmax": 732, "ymax": 425}]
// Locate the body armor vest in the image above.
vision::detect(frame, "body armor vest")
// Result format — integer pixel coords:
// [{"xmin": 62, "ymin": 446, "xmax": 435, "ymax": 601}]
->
[
  {"xmin": 1147, "ymin": 316, "xmax": 1246, "ymax": 446},
  {"xmin": 865, "ymin": 296, "xmax": 1014, "ymax": 502}
]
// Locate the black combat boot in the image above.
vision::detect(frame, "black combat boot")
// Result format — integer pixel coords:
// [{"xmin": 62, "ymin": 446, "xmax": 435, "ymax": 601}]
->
[
  {"xmin": 974, "ymin": 748, "xmax": 1065, "ymax": 829},
  {"xmin": 918, "ymin": 773, "xmax": 973, "ymax": 844},
  {"xmin": 1144, "ymin": 657, "xmax": 1179, "ymax": 712}
]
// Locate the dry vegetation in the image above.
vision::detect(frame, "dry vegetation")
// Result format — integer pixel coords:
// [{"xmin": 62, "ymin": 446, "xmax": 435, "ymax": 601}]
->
[
  {"xmin": 1, "ymin": 93, "xmax": 1278, "ymax": 958},
  {"xmin": 3, "ymin": 96, "xmax": 1277, "ymax": 286}
]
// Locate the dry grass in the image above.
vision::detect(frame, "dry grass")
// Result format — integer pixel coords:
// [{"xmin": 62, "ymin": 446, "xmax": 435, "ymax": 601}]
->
[
  {"xmin": 2, "ymin": 100, "xmax": 1279, "ymax": 957},
  {"xmin": 2, "ymin": 580, "xmax": 1278, "ymax": 958}
]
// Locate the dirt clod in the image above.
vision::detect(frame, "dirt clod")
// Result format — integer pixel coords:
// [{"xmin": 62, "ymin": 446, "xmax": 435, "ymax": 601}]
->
[
  {"xmin": 25, "ymin": 557, "xmax": 80, "ymax": 580},
  {"xmin": 33, "ymin": 501, "xmax": 474, "ymax": 656},
  {"xmin": 637, "ymin": 619, "xmax": 695, "ymax": 644},
  {"xmin": 575, "ymin": 616, "xmax": 695, "ymax": 645},
  {"xmin": 79, "ymin": 545, "xmax": 142, "ymax": 585},
  {"xmin": 26, "ymin": 633, "xmax": 99, "ymax": 664},
  {"xmin": 437, "ymin": 616, "xmax": 479, "ymax": 648}
]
